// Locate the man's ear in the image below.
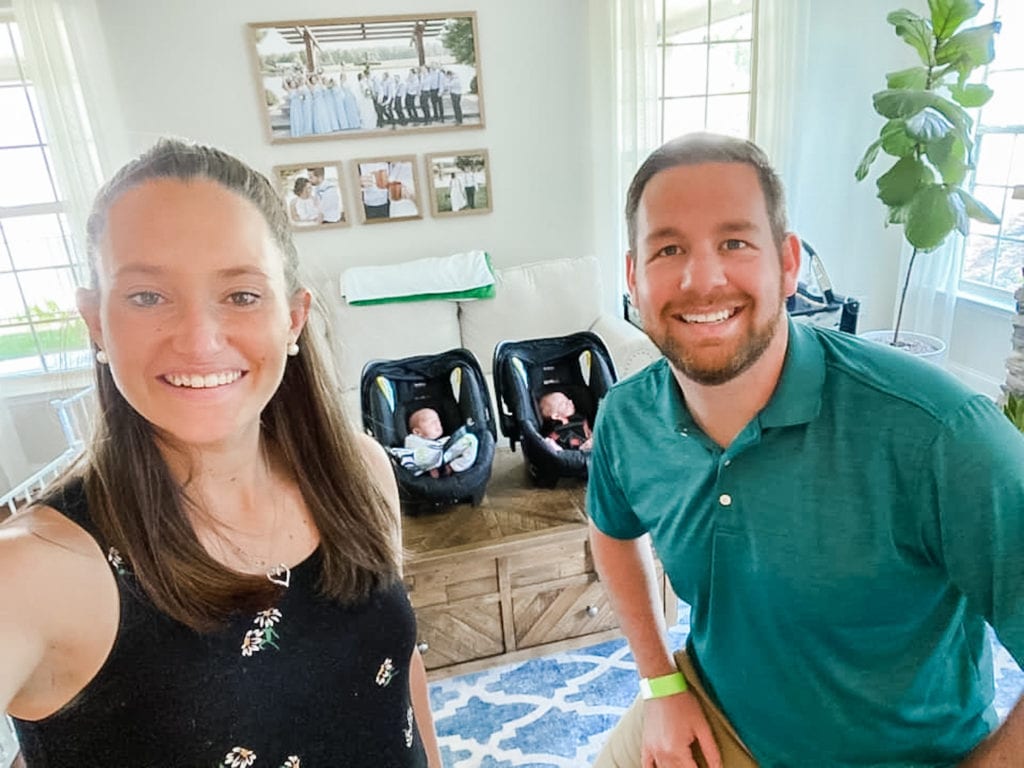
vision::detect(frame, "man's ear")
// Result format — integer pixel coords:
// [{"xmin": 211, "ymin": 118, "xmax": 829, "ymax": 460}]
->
[
  {"xmin": 780, "ymin": 233, "xmax": 802, "ymax": 298},
  {"xmin": 76, "ymin": 287, "xmax": 103, "ymax": 349},
  {"xmin": 625, "ymin": 251, "xmax": 639, "ymax": 308}
]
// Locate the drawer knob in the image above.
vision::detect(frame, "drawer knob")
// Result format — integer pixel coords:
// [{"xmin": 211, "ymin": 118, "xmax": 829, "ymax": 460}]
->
[
  {"xmin": 416, "ymin": 641, "xmax": 429, "ymax": 654},
  {"xmin": 585, "ymin": 605, "xmax": 599, "ymax": 618}
]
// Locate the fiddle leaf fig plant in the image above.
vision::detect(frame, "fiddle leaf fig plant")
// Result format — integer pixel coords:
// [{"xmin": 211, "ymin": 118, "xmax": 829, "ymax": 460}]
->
[
  {"xmin": 855, "ymin": 0, "xmax": 1001, "ymax": 346},
  {"xmin": 1006, "ymin": 394, "xmax": 1024, "ymax": 434}
]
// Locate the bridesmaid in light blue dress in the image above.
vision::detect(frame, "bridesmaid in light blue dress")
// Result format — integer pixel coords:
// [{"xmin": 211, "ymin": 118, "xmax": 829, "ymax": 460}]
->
[
  {"xmin": 309, "ymin": 73, "xmax": 339, "ymax": 134},
  {"xmin": 327, "ymin": 77, "xmax": 351, "ymax": 130},
  {"xmin": 339, "ymin": 72, "xmax": 361, "ymax": 130},
  {"xmin": 286, "ymin": 76, "xmax": 306, "ymax": 138},
  {"xmin": 297, "ymin": 78, "xmax": 313, "ymax": 137}
]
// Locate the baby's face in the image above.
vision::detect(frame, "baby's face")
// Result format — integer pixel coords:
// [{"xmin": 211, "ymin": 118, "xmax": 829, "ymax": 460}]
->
[
  {"xmin": 539, "ymin": 392, "xmax": 575, "ymax": 422},
  {"xmin": 409, "ymin": 408, "xmax": 443, "ymax": 439}
]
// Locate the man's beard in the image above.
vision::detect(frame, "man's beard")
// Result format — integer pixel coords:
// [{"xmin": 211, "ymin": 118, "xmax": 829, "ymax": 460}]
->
[{"xmin": 648, "ymin": 287, "xmax": 787, "ymax": 386}]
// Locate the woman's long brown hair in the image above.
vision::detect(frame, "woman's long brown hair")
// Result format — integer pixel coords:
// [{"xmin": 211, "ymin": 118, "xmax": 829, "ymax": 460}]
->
[{"xmin": 73, "ymin": 139, "xmax": 399, "ymax": 631}]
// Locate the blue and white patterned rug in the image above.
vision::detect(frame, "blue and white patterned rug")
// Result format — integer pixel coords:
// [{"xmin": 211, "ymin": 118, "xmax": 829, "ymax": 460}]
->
[{"xmin": 430, "ymin": 603, "xmax": 1024, "ymax": 767}]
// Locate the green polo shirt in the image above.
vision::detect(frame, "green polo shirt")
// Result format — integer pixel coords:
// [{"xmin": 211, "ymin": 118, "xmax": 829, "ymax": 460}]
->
[{"xmin": 588, "ymin": 320, "xmax": 1024, "ymax": 767}]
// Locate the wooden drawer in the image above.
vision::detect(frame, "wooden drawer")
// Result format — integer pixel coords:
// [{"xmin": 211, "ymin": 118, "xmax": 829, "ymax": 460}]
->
[
  {"xmin": 415, "ymin": 596, "xmax": 505, "ymax": 670},
  {"xmin": 511, "ymin": 573, "xmax": 618, "ymax": 649},
  {"xmin": 506, "ymin": 539, "xmax": 591, "ymax": 589},
  {"xmin": 404, "ymin": 556, "xmax": 499, "ymax": 608}
]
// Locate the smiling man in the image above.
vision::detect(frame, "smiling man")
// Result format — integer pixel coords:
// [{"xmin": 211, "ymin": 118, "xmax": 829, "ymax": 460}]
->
[{"xmin": 589, "ymin": 133, "xmax": 1024, "ymax": 767}]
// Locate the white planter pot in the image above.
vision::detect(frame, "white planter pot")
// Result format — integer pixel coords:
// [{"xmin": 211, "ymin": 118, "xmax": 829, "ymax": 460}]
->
[{"xmin": 860, "ymin": 330, "xmax": 948, "ymax": 366}]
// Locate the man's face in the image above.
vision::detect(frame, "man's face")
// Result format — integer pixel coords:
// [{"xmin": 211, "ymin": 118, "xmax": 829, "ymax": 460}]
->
[{"xmin": 627, "ymin": 162, "xmax": 799, "ymax": 386}]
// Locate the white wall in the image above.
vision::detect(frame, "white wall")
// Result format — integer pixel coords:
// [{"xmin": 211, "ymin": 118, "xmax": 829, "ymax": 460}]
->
[{"xmin": 91, "ymin": 0, "xmax": 594, "ymax": 281}]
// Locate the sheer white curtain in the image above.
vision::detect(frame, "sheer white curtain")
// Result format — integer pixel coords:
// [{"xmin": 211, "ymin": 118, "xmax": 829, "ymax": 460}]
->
[
  {"xmin": 588, "ymin": 0, "xmax": 660, "ymax": 313},
  {"xmin": 893, "ymin": 236, "xmax": 962, "ymax": 342}
]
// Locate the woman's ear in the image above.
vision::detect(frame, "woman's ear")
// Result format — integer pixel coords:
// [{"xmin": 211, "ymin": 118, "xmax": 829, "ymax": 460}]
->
[
  {"xmin": 289, "ymin": 288, "xmax": 312, "ymax": 339},
  {"xmin": 76, "ymin": 287, "xmax": 103, "ymax": 349}
]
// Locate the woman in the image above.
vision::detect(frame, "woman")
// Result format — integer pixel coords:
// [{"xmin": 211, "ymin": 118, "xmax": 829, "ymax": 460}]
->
[
  {"xmin": 0, "ymin": 139, "xmax": 441, "ymax": 767},
  {"xmin": 288, "ymin": 176, "xmax": 322, "ymax": 226}
]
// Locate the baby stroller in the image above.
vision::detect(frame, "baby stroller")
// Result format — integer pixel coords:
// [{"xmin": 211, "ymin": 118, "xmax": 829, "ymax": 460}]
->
[
  {"xmin": 493, "ymin": 331, "xmax": 616, "ymax": 488},
  {"xmin": 787, "ymin": 240, "xmax": 860, "ymax": 333},
  {"xmin": 361, "ymin": 348, "xmax": 497, "ymax": 513}
]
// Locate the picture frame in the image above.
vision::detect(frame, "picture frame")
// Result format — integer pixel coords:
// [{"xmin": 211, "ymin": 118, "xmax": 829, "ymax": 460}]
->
[
  {"xmin": 424, "ymin": 149, "xmax": 492, "ymax": 217},
  {"xmin": 272, "ymin": 161, "xmax": 350, "ymax": 229},
  {"xmin": 353, "ymin": 155, "xmax": 423, "ymax": 224},
  {"xmin": 248, "ymin": 13, "xmax": 485, "ymax": 143}
]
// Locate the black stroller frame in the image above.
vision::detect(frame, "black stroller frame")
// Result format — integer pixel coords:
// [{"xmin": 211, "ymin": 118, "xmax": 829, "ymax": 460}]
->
[
  {"xmin": 360, "ymin": 348, "xmax": 497, "ymax": 513},
  {"xmin": 493, "ymin": 331, "xmax": 617, "ymax": 488}
]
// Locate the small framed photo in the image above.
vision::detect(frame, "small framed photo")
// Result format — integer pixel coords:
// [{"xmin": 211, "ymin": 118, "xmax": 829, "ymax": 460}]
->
[
  {"xmin": 353, "ymin": 155, "xmax": 423, "ymax": 224},
  {"xmin": 424, "ymin": 150, "xmax": 492, "ymax": 218},
  {"xmin": 273, "ymin": 162, "xmax": 349, "ymax": 229},
  {"xmin": 248, "ymin": 13, "xmax": 485, "ymax": 143}
]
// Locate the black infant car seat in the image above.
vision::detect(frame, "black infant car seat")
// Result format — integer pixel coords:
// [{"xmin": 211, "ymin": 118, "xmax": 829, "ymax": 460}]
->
[
  {"xmin": 493, "ymin": 331, "xmax": 616, "ymax": 488},
  {"xmin": 361, "ymin": 348, "xmax": 497, "ymax": 512}
]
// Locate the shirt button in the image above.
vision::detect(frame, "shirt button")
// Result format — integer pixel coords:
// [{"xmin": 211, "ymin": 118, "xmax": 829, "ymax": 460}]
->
[
  {"xmin": 723, "ymin": 459, "xmax": 732, "ymax": 467},
  {"xmin": 719, "ymin": 493, "xmax": 732, "ymax": 507}
]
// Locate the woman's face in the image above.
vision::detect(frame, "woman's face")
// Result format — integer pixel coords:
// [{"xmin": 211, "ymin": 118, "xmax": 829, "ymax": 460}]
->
[{"xmin": 79, "ymin": 178, "xmax": 310, "ymax": 448}]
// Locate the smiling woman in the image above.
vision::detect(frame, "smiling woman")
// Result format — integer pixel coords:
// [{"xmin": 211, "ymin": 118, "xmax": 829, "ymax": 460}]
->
[{"xmin": 0, "ymin": 139, "xmax": 441, "ymax": 767}]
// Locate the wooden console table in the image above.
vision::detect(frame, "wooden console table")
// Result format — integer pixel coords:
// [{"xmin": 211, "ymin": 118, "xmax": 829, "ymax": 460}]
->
[{"xmin": 402, "ymin": 446, "xmax": 677, "ymax": 679}]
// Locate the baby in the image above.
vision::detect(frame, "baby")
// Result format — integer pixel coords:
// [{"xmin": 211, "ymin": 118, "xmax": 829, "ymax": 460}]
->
[
  {"xmin": 391, "ymin": 407, "xmax": 479, "ymax": 477},
  {"xmin": 538, "ymin": 391, "xmax": 592, "ymax": 452}
]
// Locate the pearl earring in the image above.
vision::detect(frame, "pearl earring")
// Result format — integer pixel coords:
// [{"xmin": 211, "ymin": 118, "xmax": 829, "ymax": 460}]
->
[
  {"xmin": 96, "ymin": 349, "xmax": 109, "ymax": 365},
  {"xmin": 287, "ymin": 342, "xmax": 300, "ymax": 357}
]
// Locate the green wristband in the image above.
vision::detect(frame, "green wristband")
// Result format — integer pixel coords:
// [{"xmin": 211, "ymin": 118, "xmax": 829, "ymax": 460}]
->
[{"xmin": 639, "ymin": 671, "xmax": 688, "ymax": 699}]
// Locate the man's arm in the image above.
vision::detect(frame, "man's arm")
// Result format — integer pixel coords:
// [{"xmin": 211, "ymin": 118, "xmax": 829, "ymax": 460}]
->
[
  {"xmin": 959, "ymin": 696, "xmax": 1024, "ymax": 766},
  {"xmin": 589, "ymin": 523, "xmax": 721, "ymax": 768}
]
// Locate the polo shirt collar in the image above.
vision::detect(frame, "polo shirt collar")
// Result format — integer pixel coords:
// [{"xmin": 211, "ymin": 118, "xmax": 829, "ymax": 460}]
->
[
  {"xmin": 759, "ymin": 319, "xmax": 825, "ymax": 428},
  {"xmin": 659, "ymin": 318, "xmax": 825, "ymax": 431}
]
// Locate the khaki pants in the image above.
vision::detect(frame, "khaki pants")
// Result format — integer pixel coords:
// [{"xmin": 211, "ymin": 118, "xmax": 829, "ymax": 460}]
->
[{"xmin": 593, "ymin": 650, "xmax": 758, "ymax": 767}]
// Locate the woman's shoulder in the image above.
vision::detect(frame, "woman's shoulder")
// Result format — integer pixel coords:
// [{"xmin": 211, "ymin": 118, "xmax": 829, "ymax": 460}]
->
[{"xmin": 0, "ymin": 503, "xmax": 108, "ymax": 587}]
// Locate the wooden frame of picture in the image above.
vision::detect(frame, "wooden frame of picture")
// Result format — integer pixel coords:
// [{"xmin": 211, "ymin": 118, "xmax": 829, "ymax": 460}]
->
[
  {"xmin": 424, "ymin": 149, "xmax": 492, "ymax": 217},
  {"xmin": 352, "ymin": 154, "xmax": 424, "ymax": 224},
  {"xmin": 247, "ymin": 12, "xmax": 485, "ymax": 143},
  {"xmin": 272, "ymin": 161, "xmax": 350, "ymax": 229}
]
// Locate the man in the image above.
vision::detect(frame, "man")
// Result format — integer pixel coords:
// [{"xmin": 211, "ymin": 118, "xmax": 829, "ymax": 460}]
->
[
  {"xmin": 446, "ymin": 70, "xmax": 464, "ymax": 125},
  {"xmin": 588, "ymin": 132, "xmax": 1024, "ymax": 767},
  {"xmin": 306, "ymin": 166, "xmax": 342, "ymax": 224},
  {"xmin": 405, "ymin": 67, "xmax": 421, "ymax": 124}
]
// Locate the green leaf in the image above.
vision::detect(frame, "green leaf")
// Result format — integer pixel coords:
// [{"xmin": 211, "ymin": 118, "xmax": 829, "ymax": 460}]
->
[
  {"xmin": 928, "ymin": 0, "xmax": 983, "ymax": 41},
  {"xmin": 888, "ymin": 10, "xmax": 936, "ymax": 65},
  {"xmin": 950, "ymin": 188, "xmax": 970, "ymax": 235},
  {"xmin": 935, "ymin": 22, "xmax": 1001, "ymax": 76},
  {"xmin": 886, "ymin": 66, "xmax": 930, "ymax": 90},
  {"xmin": 906, "ymin": 107, "xmax": 954, "ymax": 142},
  {"xmin": 926, "ymin": 94, "xmax": 974, "ymax": 148},
  {"xmin": 905, "ymin": 184, "xmax": 958, "ymax": 249},
  {"xmin": 881, "ymin": 120, "xmax": 918, "ymax": 157},
  {"xmin": 926, "ymin": 133, "xmax": 968, "ymax": 185},
  {"xmin": 877, "ymin": 156, "xmax": 933, "ymax": 206},
  {"xmin": 873, "ymin": 88, "xmax": 933, "ymax": 119},
  {"xmin": 888, "ymin": 204, "xmax": 910, "ymax": 225},
  {"xmin": 855, "ymin": 139, "xmax": 883, "ymax": 181},
  {"xmin": 1005, "ymin": 394, "xmax": 1024, "ymax": 432},
  {"xmin": 949, "ymin": 81, "xmax": 993, "ymax": 107},
  {"xmin": 956, "ymin": 188, "xmax": 1001, "ymax": 224}
]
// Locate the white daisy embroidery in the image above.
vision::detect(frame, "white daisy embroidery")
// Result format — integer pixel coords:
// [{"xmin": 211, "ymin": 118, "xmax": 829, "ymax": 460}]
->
[
  {"xmin": 375, "ymin": 657, "xmax": 396, "ymax": 687},
  {"xmin": 254, "ymin": 608, "xmax": 282, "ymax": 628},
  {"xmin": 281, "ymin": 758, "xmax": 301, "ymax": 768},
  {"xmin": 107, "ymin": 546, "xmax": 126, "ymax": 573},
  {"xmin": 240, "ymin": 629, "xmax": 265, "ymax": 657},
  {"xmin": 224, "ymin": 746, "xmax": 257, "ymax": 767}
]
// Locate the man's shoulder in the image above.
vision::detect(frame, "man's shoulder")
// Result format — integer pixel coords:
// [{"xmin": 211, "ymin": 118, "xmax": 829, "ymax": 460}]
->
[
  {"xmin": 803, "ymin": 324, "xmax": 980, "ymax": 419},
  {"xmin": 599, "ymin": 358, "xmax": 672, "ymax": 420}
]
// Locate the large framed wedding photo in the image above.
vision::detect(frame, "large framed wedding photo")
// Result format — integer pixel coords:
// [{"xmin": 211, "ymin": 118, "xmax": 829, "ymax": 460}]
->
[
  {"xmin": 424, "ymin": 149, "xmax": 492, "ymax": 217},
  {"xmin": 273, "ymin": 161, "xmax": 349, "ymax": 229},
  {"xmin": 353, "ymin": 155, "xmax": 423, "ymax": 224},
  {"xmin": 248, "ymin": 13, "xmax": 485, "ymax": 143}
]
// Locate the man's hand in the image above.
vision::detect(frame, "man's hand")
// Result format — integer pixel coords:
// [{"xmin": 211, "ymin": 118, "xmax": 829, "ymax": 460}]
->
[{"xmin": 642, "ymin": 693, "xmax": 722, "ymax": 768}]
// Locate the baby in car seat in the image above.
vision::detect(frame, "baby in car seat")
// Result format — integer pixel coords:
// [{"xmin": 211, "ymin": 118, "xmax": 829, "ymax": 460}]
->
[
  {"xmin": 538, "ymin": 391, "xmax": 592, "ymax": 452},
  {"xmin": 391, "ymin": 406, "xmax": 479, "ymax": 477}
]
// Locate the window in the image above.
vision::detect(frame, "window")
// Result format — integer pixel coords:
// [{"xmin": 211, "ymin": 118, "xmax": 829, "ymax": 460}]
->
[
  {"xmin": 960, "ymin": 0, "xmax": 1024, "ymax": 301},
  {"xmin": 0, "ymin": 14, "xmax": 89, "ymax": 376},
  {"xmin": 654, "ymin": 0, "xmax": 756, "ymax": 142}
]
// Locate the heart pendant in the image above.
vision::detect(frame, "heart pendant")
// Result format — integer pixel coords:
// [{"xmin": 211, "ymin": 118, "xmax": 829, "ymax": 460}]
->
[{"xmin": 267, "ymin": 563, "xmax": 291, "ymax": 588}]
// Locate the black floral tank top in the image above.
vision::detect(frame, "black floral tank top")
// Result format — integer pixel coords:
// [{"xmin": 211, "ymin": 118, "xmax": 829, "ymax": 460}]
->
[{"xmin": 11, "ymin": 480, "xmax": 427, "ymax": 768}]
